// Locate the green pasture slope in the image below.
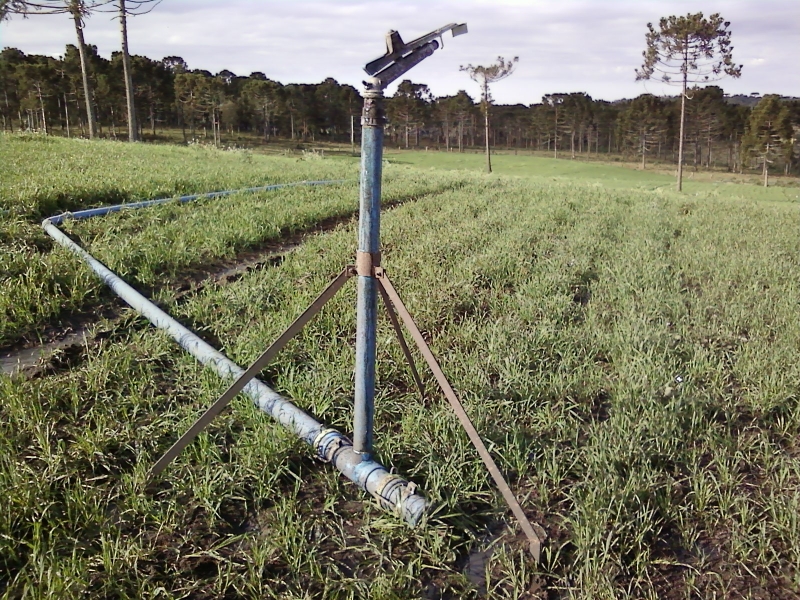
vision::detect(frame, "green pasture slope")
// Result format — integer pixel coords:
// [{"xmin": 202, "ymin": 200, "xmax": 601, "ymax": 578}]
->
[
  {"xmin": 1, "ymin": 134, "xmax": 800, "ymax": 598},
  {"xmin": 388, "ymin": 148, "xmax": 800, "ymax": 199}
]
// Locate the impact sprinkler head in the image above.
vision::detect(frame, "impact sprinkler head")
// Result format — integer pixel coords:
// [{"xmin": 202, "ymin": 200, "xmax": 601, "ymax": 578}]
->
[{"xmin": 363, "ymin": 22, "xmax": 468, "ymax": 90}]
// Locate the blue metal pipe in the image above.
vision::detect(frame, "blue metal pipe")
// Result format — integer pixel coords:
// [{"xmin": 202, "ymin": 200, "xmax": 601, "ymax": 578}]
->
[
  {"xmin": 353, "ymin": 86, "xmax": 385, "ymax": 457},
  {"xmin": 47, "ymin": 180, "xmax": 345, "ymax": 225},
  {"xmin": 353, "ymin": 276, "xmax": 378, "ymax": 455},
  {"xmin": 41, "ymin": 180, "xmax": 429, "ymax": 526}
]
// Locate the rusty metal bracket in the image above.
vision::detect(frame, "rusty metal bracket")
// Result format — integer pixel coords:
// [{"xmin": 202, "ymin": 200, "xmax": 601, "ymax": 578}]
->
[
  {"xmin": 356, "ymin": 251, "xmax": 381, "ymax": 277},
  {"xmin": 376, "ymin": 269, "xmax": 543, "ymax": 562},
  {"xmin": 148, "ymin": 267, "xmax": 355, "ymax": 480}
]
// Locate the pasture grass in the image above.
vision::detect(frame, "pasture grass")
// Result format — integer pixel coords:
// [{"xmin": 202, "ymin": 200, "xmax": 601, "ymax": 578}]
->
[
  {"xmin": 387, "ymin": 148, "xmax": 800, "ymax": 200},
  {"xmin": 0, "ymin": 134, "xmax": 462, "ymax": 347},
  {"xmin": 1, "ymin": 135, "xmax": 800, "ymax": 598}
]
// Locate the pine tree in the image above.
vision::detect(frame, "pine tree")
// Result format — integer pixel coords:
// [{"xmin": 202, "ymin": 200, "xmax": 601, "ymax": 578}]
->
[
  {"xmin": 4, "ymin": 0, "xmax": 113, "ymax": 138},
  {"xmin": 618, "ymin": 94, "xmax": 669, "ymax": 168},
  {"xmin": 741, "ymin": 95, "xmax": 794, "ymax": 187},
  {"xmin": 636, "ymin": 12, "xmax": 742, "ymax": 191},
  {"xmin": 387, "ymin": 80, "xmax": 431, "ymax": 149},
  {"xmin": 460, "ymin": 56, "xmax": 518, "ymax": 173},
  {"xmin": 111, "ymin": 0, "xmax": 160, "ymax": 141}
]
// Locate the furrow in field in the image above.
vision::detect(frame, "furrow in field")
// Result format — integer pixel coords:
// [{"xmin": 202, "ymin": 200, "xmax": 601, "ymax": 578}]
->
[{"xmin": 0, "ymin": 184, "xmax": 465, "ymax": 378}]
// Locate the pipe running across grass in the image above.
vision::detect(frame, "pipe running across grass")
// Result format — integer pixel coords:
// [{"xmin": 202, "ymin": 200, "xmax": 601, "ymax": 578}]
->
[{"xmin": 41, "ymin": 180, "xmax": 430, "ymax": 526}]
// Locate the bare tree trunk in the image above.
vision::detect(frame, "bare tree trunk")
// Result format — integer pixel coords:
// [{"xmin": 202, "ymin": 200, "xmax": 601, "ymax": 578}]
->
[
  {"xmin": 63, "ymin": 93, "xmax": 71, "ymax": 137},
  {"xmin": 179, "ymin": 106, "xmax": 186, "ymax": 142},
  {"xmin": 641, "ymin": 133, "xmax": 646, "ymax": 169},
  {"xmin": 36, "ymin": 84, "xmax": 48, "ymax": 134},
  {"xmin": 728, "ymin": 141, "xmax": 733, "ymax": 172},
  {"xmin": 4, "ymin": 90, "xmax": 12, "ymax": 132},
  {"xmin": 71, "ymin": 1, "xmax": 97, "ymax": 139},
  {"xmin": 76, "ymin": 99, "xmax": 85, "ymax": 136},
  {"xmin": 110, "ymin": 105, "xmax": 117, "ymax": 139},
  {"xmin": 119, "ymin": 0, "xmax": 138, "ymax": 141},
  {"xmin": 484, "ymin": 101, "xmax": 491, "ymax": 173},
  {"xmin": 676, "ymin": 52, "xmax": 688, "ymax": 191},
  {"xmin": 554, "ymin": 107, "xmax": 558, "ymax": 159},
  {"xmin": 214, "ymin": 109, "xmax": 219, "ymax": 146},
  {"xmin": 737, "ymin": 141, "xmax": 743, "ymax": 174}
]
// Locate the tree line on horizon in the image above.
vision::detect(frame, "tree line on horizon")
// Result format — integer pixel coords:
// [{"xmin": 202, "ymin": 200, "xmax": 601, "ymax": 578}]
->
[{"xmin": 1, "ymin": 45, "xmax": 798, "ymax": 177}]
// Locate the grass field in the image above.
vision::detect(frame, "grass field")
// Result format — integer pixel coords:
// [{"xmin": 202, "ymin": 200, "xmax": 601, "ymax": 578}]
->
[
  {"xmin": 1, "ymin": 133, "xmax": 800, "ymax": 598},
  {"xmin": 385, "ymin": 148, "xmax": 800, "ymax": 197}
]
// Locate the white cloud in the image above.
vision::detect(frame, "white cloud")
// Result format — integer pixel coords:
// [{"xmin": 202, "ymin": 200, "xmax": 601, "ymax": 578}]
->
[{"xmin": 1, "ymin": 0, "xmax": 797, "ymax": 103}]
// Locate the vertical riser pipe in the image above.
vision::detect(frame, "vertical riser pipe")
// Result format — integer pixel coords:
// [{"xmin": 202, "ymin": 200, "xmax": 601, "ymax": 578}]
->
[{"xmin": 353, "ymin": 86, "xmax": 384, "ymax": 457}]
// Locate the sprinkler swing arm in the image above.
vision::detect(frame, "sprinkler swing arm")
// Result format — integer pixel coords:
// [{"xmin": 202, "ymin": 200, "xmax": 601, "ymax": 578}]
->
[
  {"xmin": 364, "ymin": 23, "xmax": 469, "ymax": 89},
  {"xmin": 149, "ymin": 22, "xmax": 543, "ymax": 562}
]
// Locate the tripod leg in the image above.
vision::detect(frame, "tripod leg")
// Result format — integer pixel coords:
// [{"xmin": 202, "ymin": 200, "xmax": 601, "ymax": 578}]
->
[
  {"xmin": 376, "ymin": 270, "xmax": 542, "ymax": 562},
  {"xmin": 378, "ymin": 283, "xmax": 426, "ymax": 402},
  {"xmin": 149, "ymin": 267, "xmax": 354, "ymax": 480}
]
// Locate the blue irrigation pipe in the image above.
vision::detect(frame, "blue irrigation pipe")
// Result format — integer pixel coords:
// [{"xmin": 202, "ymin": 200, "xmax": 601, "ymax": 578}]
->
[
  {"xmin": 46, "ymin": 180, "xmax": 344, "ymax": 225},
  {"xmin": 42, "ymin": 181, "xmax": 429, "ymax": 526},
  {"xmin": 352, "ymin": 85, "xmax": 384, "ymax": 458}
]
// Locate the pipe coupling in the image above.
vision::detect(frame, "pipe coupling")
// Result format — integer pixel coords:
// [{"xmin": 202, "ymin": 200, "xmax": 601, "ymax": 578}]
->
[{"xmin": 361, "ymin": 94, "xmax": 386, "ymax": 127}]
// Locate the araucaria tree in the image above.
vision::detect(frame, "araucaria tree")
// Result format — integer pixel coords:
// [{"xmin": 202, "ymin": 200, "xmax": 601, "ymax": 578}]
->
[
  {"xmin": 617, "ymin": 94, "xmax": 668, "ymax": 169},
  {"xmin": 242, "ymin": 77, "xmax": 280, "ymax": 143},
  {"xmin": 5, "ymin": 0, "xmax": 113, "ymax": 139},
  {"xmin": 635, "ymin": 12, "xmax": 742, "ymax": 191},
  {"xmin": 460, "ymin": 56, "xmax": 518, "ymax": 173},
  {"xmin": 112, "ymin": 0, "xmax": 159, "ymax": 141},
  {"xmin": 741, "ymin": 95, "xmax": 794, "ymax": 187},
  {"xmin": 387, "ymin": 80, "xmax": 432, "ymax": 149}
]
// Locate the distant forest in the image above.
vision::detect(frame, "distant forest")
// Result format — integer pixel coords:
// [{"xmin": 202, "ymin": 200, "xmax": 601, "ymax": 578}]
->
[{"xmin": 2, "ymin": 45, "xmax": 799, "ymax": 174}]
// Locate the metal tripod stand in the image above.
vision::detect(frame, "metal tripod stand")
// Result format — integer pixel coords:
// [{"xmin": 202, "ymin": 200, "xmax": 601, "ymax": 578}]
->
[{"xmin": 149, "ymin": 23, "xmax": 542, "ymax": 561}]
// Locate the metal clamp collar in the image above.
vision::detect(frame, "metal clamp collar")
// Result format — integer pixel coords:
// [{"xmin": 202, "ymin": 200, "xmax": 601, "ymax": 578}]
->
[
  {"xmin": 356, "ymin": 251, "xmax": 381, "ymax": 277},
  {"xmin": 313, "ymin": 428, "xmax": 345, "ymax": 463}
]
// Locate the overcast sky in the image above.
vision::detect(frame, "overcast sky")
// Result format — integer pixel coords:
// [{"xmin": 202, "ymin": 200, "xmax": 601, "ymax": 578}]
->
[{"xmin": 1, "ymin": 0, "xmax": 798, "ymax": 105}]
